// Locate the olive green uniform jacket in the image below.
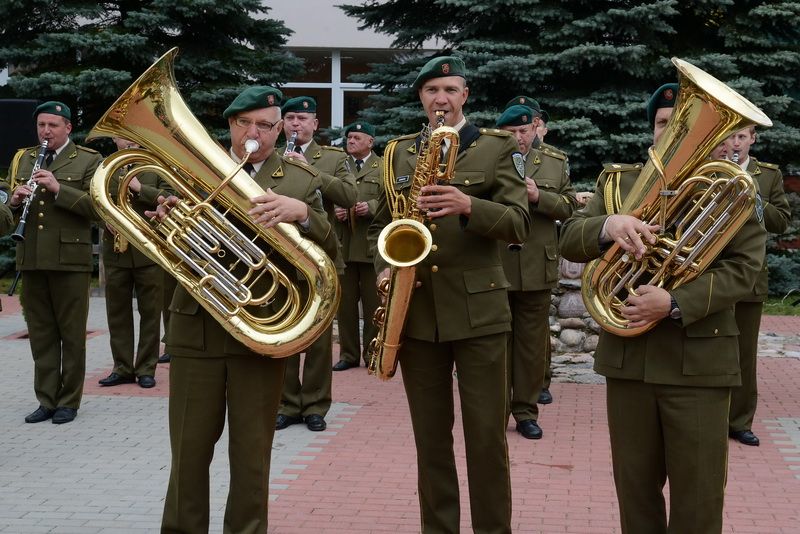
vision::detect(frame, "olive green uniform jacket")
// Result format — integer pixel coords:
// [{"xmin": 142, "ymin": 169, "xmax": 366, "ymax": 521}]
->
[
  {"xmin": 280, "ymin": 140, "xmax": 356, "ymax": 418},
  {"xmin": 369, "ymin": 123, "xmax": 530, "ymax": 533},
  {"xmin": 560, "ymin": 164, "xmax": 766, "ymax": 387},
  {"xmin": 335, "ymin": 152, "xmax": 383, "ymax": 366},
  {"xmin": 7, "ymin": 140, "xmax": 101, "ymax": 411},
  {"xmin": 161, "ymin": 152, "xmax": 336, "ymax": 534},
  {"xmin": 730, "ymin": 158, "xmax": 790, "ymax": 433},
  {"xmin": 500, "ymin": 145, "xmax": 578, "ymax": 422},
  {"xmin": 102, "ymin": 170, "xmax": 173, "ymax": 379}
]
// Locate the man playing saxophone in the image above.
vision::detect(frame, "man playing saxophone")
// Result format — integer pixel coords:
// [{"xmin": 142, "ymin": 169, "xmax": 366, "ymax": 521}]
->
[
  {"xmin": 559, "ymin": 83, "xmax": 767, "ymax": 533},
  {"xmin": 154, "ymin": 86, "xmax": 338, "ymax": 534},
  {"xmin": 369, "ymin": 56, "xmax": 530, "ymax": 533}
]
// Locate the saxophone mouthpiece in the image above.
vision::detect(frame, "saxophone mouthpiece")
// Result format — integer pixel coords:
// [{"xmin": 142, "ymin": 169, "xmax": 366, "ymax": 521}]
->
[{"xmin": 244, "ymin": 139, "xmax": 260, "ymax": 155}]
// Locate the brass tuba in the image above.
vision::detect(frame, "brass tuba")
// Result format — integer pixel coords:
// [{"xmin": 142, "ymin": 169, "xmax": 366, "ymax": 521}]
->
[
  {"xmin": 582, "ymin": 57, "xmax": 772, "ymax": 337},
  {"xmin": 367, "ymin": 112, "xmax": 459, "ymax": 380},
  {"xmin": 87, "ymin": 48, "xmax": 340, "ymax": 357}
]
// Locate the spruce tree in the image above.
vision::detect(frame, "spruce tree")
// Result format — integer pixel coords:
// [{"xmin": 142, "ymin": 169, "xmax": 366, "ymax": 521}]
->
[
  {"xmin": 0, "ymin": 0, "xmax": 302, "ymax": 142},
  {"xmin": 341, "ymin": 0, "xmax": 800, "ymax": 184}
]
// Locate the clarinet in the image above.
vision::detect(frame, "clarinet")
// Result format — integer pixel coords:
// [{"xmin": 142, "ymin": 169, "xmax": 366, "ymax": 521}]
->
[
  {"xmin": 11, "ymin": 140, "xmax": 49, "ymax": 242},
  {"xmin": 285, "ymin": 131, "xmax": 298, "ymax": 154}
]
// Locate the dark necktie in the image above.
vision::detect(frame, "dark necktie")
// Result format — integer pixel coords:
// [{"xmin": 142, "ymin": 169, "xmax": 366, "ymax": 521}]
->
[
  {"xmin": 294, "ymin": 145, "xmax": 303, "ymax": 156},
  {"xmin": 242, "ymin": 162, "xmax": 255, "ymax": 177},
  {"xmin": 44, "ymin": 150, "xmax": 55, "ymax": 168},
  {"xmin": 355, "ymin": 159, "xmax": 364, "ymax": 172}
]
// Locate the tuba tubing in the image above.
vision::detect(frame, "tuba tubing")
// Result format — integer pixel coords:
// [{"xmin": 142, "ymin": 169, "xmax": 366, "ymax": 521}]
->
[
  {"xmin": 87, "ymin": 48, "xmax": 340, "ymax": 357},
  {"xmin": 581, "ymin": 57, "xmax": 771, "ymax": 337}
]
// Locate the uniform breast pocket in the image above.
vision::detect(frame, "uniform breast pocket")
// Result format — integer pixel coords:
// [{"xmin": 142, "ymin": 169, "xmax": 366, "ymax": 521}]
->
[
  {"xmin": 362, "ymin": 179, "xmax": 382, "ymax": 198},
  {"xmin": 682, "ymin": 319, "xmax": 740, "ymax": 376},
  {"xmin": 451, "ymin": 171, "xmax": 486, "ymax": 191},
  {"xmin": 59, "ymin": 229, "xmax": 92, "ymax": 265},
  {"xmin": 463, "ymin": 265, "xmax": 510, "ymax": 328},
  {"xmin": 57, "ymin": 173, "xmax": 84, "ymax": 188}
]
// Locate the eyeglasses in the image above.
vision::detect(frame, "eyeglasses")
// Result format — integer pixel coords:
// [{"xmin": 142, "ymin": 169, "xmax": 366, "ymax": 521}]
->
[{"xmin": 234, "ymin": 117, "xmax": 277, "ymax": 133}]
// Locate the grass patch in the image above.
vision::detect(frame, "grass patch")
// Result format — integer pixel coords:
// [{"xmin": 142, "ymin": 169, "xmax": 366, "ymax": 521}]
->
[{"xmin": 764, "ymin": 293, "xmax": 800, "ymax": 316}]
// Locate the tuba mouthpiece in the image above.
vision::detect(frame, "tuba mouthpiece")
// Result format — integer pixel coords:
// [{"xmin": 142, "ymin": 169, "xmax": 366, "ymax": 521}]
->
[{"xmin": 244, "ymin": 139, "xmax": 260, "ymax": 155}]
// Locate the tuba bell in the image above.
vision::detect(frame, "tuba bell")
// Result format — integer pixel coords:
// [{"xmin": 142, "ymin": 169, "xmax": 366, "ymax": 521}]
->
[
  {"xmin": 87, "ymin": 48, "xmax": 340, "ymax": 357},
  {"xmin": 581, "ymin": 57, "xmax": 772, "ymax": 337}
]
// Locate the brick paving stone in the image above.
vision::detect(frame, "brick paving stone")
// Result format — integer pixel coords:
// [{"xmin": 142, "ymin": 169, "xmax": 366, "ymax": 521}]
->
[{"xmin": 2, "ymin": 297, "xmax": 800, "ymax": 532}]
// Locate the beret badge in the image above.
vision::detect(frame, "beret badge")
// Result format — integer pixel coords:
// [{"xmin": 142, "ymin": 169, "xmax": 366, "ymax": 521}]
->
[
  {"xmin": 664, "ymin": 88, "xmax": 674, "ymax": 101},
  {"xmin": 441, "ymin": 63, "xmax": 450, "ymax": 74}
]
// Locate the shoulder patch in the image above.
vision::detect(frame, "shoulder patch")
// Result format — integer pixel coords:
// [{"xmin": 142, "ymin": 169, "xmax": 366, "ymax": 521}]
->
[
  {"xmin": 77, "ymin": 145, "xmax": 100, "ymax": 154},
  {"xmin": 511, "ymin": 152, "xmax": 526, "ymax": 179},
  {"xmin": 755, "ymin": 193, "xmax": 764, "ymax": 223}
]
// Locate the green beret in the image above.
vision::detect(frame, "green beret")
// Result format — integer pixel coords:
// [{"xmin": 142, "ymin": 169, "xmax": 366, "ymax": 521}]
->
[
  {"xmin": 496, "ymin": 105, "xmax": 538, "ymax": 128},
  {"xmin": 343, "ymin": 121, "xmax": 376, "ymax": 138},
  {"xmin": 646, "ymin": 83, "xmax": 679, "ymax": 127},
  {"xmin": 223, "ymin": 86, "xmax": 283, "ymax": 119},
  {"xmin": 412, "ymin": 56, "xmax": 467, "ymax": 90},
  {"xmin": 34, "ymin": 101, "xmax": 71, "ymax": 121},
  {"xmin": 505, "ymin": 95, "xmax": 549, "ymax": 123},
  {"xmin": 282, "ymin": 96, "xmax": 317, "ymax": 114}
]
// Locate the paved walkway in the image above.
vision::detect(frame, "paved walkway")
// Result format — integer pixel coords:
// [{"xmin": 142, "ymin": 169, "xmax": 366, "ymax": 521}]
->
[{"xmin": 1, "ymin": 296, "xmax": 799, "ymax": 533}]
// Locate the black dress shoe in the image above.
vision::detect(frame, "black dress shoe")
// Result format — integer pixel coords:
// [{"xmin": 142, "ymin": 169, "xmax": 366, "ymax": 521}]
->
[
  {"xmin": 730, "ymin": 429, "xmax": 760, "ymax": 446},
  {"xmin": 25, "ymin": 406, "xmax": 55, "ymax": 423},
  {"xmin": 98, "ymin": 372, "xmax": 136, "ymax": 386},
  {"xmin": 138, "ymin": 375, "xmax": 156, "ymax": 388},
  {"xmin": 332, "ymin": 360, "xmax": 358, "ymax": 371},
  {"xmin": 516, "ymin": 419, "xmax": 543, "ymax": 440},
  {"xmin": 158, "ymin": 353, "xmax": 171, "ymax": 364},
  {"xmin": 538, "ymin": 388, "xmax": 553, "ymax": 405},
  {"xmin": 275, "ymin": 414, "xmax": 303, "ymax": 430},
  {"xmin": 52, "ymin": 407, "xmax": 77, "ymax": 424},
  {"xmin": 305, "ymin": 414, "xmax": 327, "ymax": 431}
]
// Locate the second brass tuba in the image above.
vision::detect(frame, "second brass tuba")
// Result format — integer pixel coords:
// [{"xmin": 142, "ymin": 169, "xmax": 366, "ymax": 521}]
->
[
  {"xmin": 87, "ymin": 48, "xmax": 340, "ymax": 357},
  {"xmin": 367, "ymin": 112, "xmax": 459, "ymax": 380},
  {"xmin": 581, "ymin": 57, "xmax": 772, "ymax": 337}
]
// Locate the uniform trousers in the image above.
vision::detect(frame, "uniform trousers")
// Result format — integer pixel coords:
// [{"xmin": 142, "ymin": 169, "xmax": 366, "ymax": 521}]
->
[
  {"xmin": 729, "ymin": 300, "xmax": 762, "ymax": 432},
  {"xmin": 23, "ymin": 270, "xmax": 90, "ymax": 410},
  {"xmin": 400, "ymin": 333, "xmax": 512, "ymax": 534},
  {"xmin": 105, "ymin": 263, "xmax": 162, "ymax": 378},
  {"xmin": 507, "ymin": 289, "xmax": 550, "ymax": 422},
  {"xmin": 606, "ymin": 378, "xmax": 730, "ymax": 534},
  {"xmin": 280, "ymin": 324, "xmax": 333, "ymax": 418},
  {"xmin": 161, "ymin": 354, "xmax": 287, "ymax": 534},
  {"xmin": 337, "ymin": 260, "xmax": 379, "ymax": 366}
]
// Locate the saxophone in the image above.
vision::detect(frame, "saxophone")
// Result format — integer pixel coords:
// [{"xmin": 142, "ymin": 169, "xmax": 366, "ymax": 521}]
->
[{"xmin": 367, "ymin": 112, "xmax": 459, "ymax": 380}]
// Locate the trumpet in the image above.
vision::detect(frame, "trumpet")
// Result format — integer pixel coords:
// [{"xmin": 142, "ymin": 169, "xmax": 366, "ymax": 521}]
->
[{"xmin": 11, "ymin": 140, "xmax": 48, "ymax": 242}]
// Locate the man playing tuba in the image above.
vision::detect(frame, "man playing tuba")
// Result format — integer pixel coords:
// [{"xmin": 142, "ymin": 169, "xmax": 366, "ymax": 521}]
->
[
  {"xmin": 156, "ymin": 86, "xmax": 338, "ymax": 534},
  {"xmin": 559, "ymin": 83, "xmax": 767, "ymax": 533}
]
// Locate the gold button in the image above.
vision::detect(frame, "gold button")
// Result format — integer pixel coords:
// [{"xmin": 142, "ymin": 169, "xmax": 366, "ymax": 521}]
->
[
  {"xmin": 40, "ymin": 188, "xmax": 47, "ymax": 193},
  {"xmin": 464, "ymin": 179, "xmax": 470, "ymax": 185},
  {"xmin": 38, "ymin": 225, "xmax": 43, "ymax": 230},
  {"xmin": 490, "ymin": 282, "xmax": 496, "ymax": 288},
  {"xmin": 67, "ymin": 177, "xmax": 72, "ymax": 181},
  {"xmin": 430, "ymin": 224, "xmax": 437, "ymax": 231},
  {"xmin": 39, "ymin": 200, "xmax": 44, "ymax": 205},
  {"xmin": 431, "ymin": 244, "xmax": 438, "ymax": 252},
  {"xmin": 714, "ymin": 328, "xmax": 719, "ymax": 334},
  {"xmin": 431, "ymin": 265, "xmax": 439, "ymax": 273},
  {"xmin": 38, "ymin": 212, "xmax": 43, "ymax": 218}
]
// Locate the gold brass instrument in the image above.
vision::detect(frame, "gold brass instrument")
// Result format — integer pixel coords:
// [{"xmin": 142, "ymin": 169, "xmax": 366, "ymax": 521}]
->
[
  {"xmin": 367, "ymin": 112, "xmax": 459, "ymax": 380},
  {"xmin": 87, "ymin": 48, "xmax": 340, "ymax": 357},
  {"xmin": 112, "ymin": 163, "xmax": 133, "ymax": 254},
  {"xmin": 581, "ymin": 57, "xmax": 772, "ymax": 337}
]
